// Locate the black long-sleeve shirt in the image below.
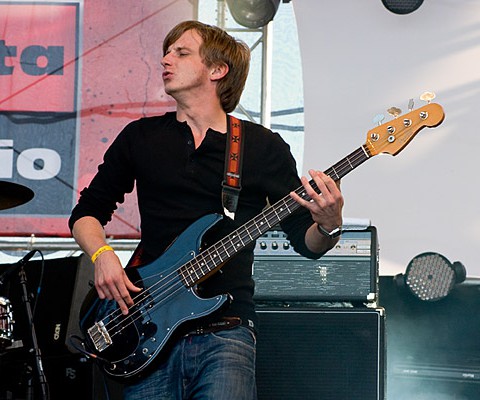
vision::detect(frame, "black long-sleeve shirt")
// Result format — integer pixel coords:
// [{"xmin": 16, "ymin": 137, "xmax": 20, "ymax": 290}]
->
[{"xmin": 69, "ymin": 112, "xmax": 323, "ymax": 329}]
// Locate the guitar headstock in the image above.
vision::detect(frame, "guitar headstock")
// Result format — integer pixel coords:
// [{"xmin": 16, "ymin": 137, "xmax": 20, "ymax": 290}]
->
[{"xmin": 365, "ymin": 102, "xmax": 445, "ymax": 157}]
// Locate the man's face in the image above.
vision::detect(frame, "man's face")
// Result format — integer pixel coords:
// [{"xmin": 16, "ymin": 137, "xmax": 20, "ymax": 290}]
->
[{"xmin": 161, "ymin": 29, "xmax": 211, "ymax": 98}]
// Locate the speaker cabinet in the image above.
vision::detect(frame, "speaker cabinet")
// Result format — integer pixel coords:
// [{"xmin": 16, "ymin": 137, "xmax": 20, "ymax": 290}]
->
[
  {"xmin": 379, "ymin": 276, "xmax": 480, "ymax": 399},
  {"xmin": 255, "ymin": 306, "xmax": 385, "ymax": 400},
  {"xmin": 0, "ymin": 255, "xmax": 86, "ymax": 356},
  {"xmin": 0, "ymin": 255, "xmax": 123, "ymax": 400}
]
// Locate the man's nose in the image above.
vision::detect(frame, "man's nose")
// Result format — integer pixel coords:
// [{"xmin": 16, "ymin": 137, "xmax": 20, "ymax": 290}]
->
[{"xmin": 161, "ymin": 53, "xmax": 171, "ymax": 67}]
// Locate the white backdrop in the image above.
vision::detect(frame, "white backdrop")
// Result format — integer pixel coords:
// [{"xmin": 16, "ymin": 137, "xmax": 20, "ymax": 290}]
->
[{"xmin": 294, "ymin": 0, "xmax": 480, "ymax": 276}]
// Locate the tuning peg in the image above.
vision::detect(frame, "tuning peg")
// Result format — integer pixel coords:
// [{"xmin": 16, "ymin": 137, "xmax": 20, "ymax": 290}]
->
[
  {"xmin": 372, "ymin": 113, "xmax": 385, "ymax": 126},
  {"xmin": 408, "ymin": 98, "xmax": 414, "ymax": 111},
  {"xmin": 420, "ymin": 91, "xmax": 436, "ymax": 103},
  {"xmin": 387, "ymin": 107, "xmax": 402, "ymax": 118}
]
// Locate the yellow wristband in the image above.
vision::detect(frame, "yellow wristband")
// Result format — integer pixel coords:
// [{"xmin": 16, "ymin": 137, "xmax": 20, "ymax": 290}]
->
[{"xmin": 91, "ymin": 245, "xmax": 114, "ymax": 263}]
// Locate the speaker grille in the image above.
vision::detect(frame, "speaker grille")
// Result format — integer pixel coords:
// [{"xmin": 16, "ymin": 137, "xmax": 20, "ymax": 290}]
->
[{"xmin": 256, "ymin": 307, "xmax": 385, "ymax": 400}]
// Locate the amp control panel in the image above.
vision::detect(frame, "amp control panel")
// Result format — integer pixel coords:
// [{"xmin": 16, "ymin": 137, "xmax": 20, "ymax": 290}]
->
[{"xmin": 254, "ymin": 229, "xmax": 373, "ymax": 258}]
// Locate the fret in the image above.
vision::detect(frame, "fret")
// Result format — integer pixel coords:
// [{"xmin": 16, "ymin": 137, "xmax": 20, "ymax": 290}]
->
[
  {"xmin": 272, "ymin": 207, "xmax": 281, "ymax": 221},
  {"xmin": 247, "ymin": 220, "xmax": 262, "ymax": 237},
  {"xmin": 346, "ymin": 156, "xmax": 354, "ymax": 170},
  {"xmin": 361, "ymin": 144, "xmax": 370, "ymax": 158},
  {"xmin": 254, "ymin": 221, "xmax": 264, "ymax": 236},
  {"xmin": 183, "ymin": 275, "xmax": 194, "ymax": 287},
  {"xmin": 197, "ymin": 256, "xmax": 210, "ymax": 275},
  {"xmin": 197, "ymin": 254, "xmax": 210, "ymax": 271},
  {"xmin": 245, "ymin": 228, "xmax": 254, "ymax": 241},
  {"xmin": 219, "ymin": 240, "xmax": 231, "ymax": 258},
  {"xmin": 238, "ymin": 229, "xmax": 252, "ymax": 246},
  {"xmin": 275, "ymin": 200, "xmax": 290, "ymax": 217},
  {"xmin": 265, "ymin": 212, "xmax": 279, "ymax": 228},
  {"xmin": 243, "ymin": 220, "xmax": 257, "ymax": 236},
  {"xmin": 228, "ymin": 233, "xmax": 242, "ymax": 251},
  {"xmin": 201, "ymin": 253, "xmax": 215, "ymax": 273},
  {"xmin": 237, "ymin": 233, "xmax": 245, "ymax": 246},
  {"xmin": 284, "ymin": 201, "xmax": 292, "ymax": 213},
  {"xmin": 181, "ymin": 263, "xmax": 195, "ymax": 286},
  {"xmin": 190, "ymin": 264, "xmax": 201, "ymax": 281},
  {"xmin": 281, "ymin": 202, "xmax": 293, "ymax": 217},
  {"xmin": 255, "ymin": 219, "xmax": 266, "ymax": 231},
  {"xmin": 247, "ymin": 225, "xmax": 260, "ymax": 239},
  {"xmin": 211, "ymin": 248, "xmax": 223, "ymax": 263},
  {"xmin": 330, "ymin": 165, "xmax": 340, "ymax": 180},
  {"xmin": 179, "ymin": 263, "xmax": 192, "ymax": 286}
]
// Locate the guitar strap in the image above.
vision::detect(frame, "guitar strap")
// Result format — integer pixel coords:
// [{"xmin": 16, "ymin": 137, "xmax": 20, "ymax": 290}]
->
[
  {"xmin": 127, "ymin": 115, "xmax": 244, "ymax": 268},
  {"xmin": 222, "ymin": 115, "xmax": 244, "ymax": 220}
]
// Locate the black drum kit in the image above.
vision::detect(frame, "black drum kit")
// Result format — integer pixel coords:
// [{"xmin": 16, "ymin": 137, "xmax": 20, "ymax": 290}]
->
[
  {"xmin": 0, "ymin": 182, "xmax": 50, "ymax": 399},
  {"xmin": 0, "ymin": 181, "xmax": 35, "ymax": 351}
]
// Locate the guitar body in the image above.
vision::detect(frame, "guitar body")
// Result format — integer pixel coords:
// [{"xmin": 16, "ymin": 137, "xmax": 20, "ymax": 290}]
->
[{"xmin": 79, "ymin": 213, "xmax": 230, "ymax": 380}]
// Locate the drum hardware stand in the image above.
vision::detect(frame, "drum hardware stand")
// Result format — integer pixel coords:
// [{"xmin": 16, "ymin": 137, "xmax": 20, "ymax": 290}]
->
[
  {"xmin": 17, "ymin": 257, "xmax": 49, "ymax": 400},
  {"xmin": 0, "ymin": 182, "xmax": 41, "ymax": 397}
]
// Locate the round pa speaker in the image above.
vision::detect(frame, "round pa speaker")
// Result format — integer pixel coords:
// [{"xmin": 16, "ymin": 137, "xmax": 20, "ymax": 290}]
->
[{"xmin": 382, "ymin": 0, "xmax": 424, "ymax": 15}]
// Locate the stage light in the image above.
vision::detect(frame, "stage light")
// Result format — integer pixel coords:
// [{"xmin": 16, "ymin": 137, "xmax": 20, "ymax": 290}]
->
[
  {"xmin": 396, "ymin": 252, "xmax": 466, "ymax": 301},
  {"xmin": 382, "ymin": 0, "xmax": 424, "ymax": 15},
  {"xmin": 226, "ymin": 0, "xmax": 281, "ymax": 29}
]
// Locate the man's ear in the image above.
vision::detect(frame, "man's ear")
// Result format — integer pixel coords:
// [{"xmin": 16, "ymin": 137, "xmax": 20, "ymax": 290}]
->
[{"xmin": 210, "ymin": 63, "xmax": 229, "ymax": 81}]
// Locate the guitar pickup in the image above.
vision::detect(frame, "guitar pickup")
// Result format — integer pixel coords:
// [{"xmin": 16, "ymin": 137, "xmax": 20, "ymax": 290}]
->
[{"xmin": 88, "ymin": 320, "xmax": 112, "ymax": 352}]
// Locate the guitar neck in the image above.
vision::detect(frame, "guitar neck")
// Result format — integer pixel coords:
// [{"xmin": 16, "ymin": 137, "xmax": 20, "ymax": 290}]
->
[
  {"xmin": 180, "ymin": 145, "xmax": 371, "ymax": 287},
  {"xmin": 303, "ymin": 144, "xmax": 371, "ymax": 198}
]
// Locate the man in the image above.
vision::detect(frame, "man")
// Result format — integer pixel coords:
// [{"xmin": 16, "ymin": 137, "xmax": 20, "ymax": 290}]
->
[{"xmin": 69, "ymin": 20, "xmax": 343, "ymax": 400}]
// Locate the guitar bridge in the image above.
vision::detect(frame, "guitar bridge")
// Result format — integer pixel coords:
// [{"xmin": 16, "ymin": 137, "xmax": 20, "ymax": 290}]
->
[{"xmin": 88, "ymin": 321, "xmax": 112, "ymax": 352}]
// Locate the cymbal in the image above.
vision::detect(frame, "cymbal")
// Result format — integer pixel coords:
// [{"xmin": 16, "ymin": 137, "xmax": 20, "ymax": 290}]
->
[{"xmin": 0, "ymin": 181, "xmax": 34, "ymax": 211}]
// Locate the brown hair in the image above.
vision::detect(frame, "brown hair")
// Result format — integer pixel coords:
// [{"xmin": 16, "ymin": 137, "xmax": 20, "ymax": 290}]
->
[{"xmin": 163, "ymin": 21, "xmax": 250, "ymax": 113}]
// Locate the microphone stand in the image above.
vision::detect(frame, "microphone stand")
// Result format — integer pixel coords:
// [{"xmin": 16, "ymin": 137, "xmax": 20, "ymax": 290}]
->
[{"xmin": 18, "ymin": 264, "xmax": 49, "ymax": 400}]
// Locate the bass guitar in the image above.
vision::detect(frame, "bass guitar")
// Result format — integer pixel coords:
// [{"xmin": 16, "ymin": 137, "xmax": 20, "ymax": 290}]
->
[{"xmin": 78, "ymin": 101, "xmax": 445, "ymax": 380}]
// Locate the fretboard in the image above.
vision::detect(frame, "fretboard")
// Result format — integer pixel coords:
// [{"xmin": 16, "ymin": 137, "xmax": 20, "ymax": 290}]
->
[{"xmin": 179, "ymin": 144, "xmax": 371, "ymax": 286}]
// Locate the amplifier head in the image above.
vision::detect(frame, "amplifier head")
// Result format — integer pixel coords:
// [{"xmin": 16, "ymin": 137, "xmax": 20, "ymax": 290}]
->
[{"xmin": 253, "ymin": 227, "xmax": 378, "ymax": 303}]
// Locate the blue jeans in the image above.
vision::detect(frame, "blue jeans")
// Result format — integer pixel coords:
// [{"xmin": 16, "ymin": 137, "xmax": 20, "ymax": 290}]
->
[{"xmin": 123, "ymin": 326, "xmax": 257, "ymax": 400}]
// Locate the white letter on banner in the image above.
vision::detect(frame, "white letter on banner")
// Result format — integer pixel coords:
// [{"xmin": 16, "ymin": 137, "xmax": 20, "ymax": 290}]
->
[
  {"xmin": 0, "ymin": 140, "xmax": 14, "ymax": 178},
  {"xmin": 17, "ymin": 148, "xmax": 61, "ymax": 180}
]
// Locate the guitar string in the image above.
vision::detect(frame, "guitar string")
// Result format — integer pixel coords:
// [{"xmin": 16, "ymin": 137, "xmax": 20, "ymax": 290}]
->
[
  {"xmin": 98, "ymin": 194, "xmax": 304, "ymax": 335},
  {"xmin": 94, "ymin": 144, "xmax": 375, "ymax": 342},
  {"xmin": 119, "ymin": 115, "xmax": 431, "ymax": 306},
  {"xmin": 94, "ymin": 113, "xmax": 438, "ymax": 342},
  {"xmin": 90, "ymin": 144, "xmax": 374, "ymax": 340}
]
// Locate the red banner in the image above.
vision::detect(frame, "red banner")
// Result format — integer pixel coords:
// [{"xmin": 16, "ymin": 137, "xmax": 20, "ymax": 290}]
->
[
  {"xmin": 0, "ymin": 3, "xmax": 78, "ymax": 112},
  {"xmin": 0, "ymin": 1, "xmax": 194, "ymax": 238}
]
